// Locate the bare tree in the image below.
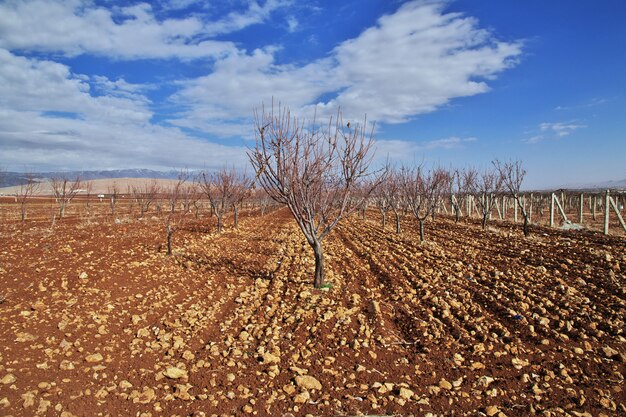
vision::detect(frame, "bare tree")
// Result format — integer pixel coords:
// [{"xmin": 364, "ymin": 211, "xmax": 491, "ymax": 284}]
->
[
  {"xmin": 164, "ymin": 170, "xmax": 189, "ymax": 255},
  {"xmin": 470, "ymin": 167, "xmax": 503, "ymax": 230},
  {"xmin": 199, "ymin": 167, "xmax": 251, "ymax": 232},
  {"xmin": 180, "ymin": 182, "xmax": 199, "ymax": 216},
  {"xmin": 131, "ymin": 180, "xmax": 159, "ymax": 218},
  {"xmin": 383, "ymin": 169, "xmax": 406, "ymax": 234},
  {"xmin": 231, "ymin": 174, "xmax": 252, "ymax": 228},
  {"xmin": 450, "ymin": 168, "xmax": 476, "ymax": 223},
  {"xmin": 83, "ymin": 180, "xmax": 94, "ymax": 215},
  {"xmin": 374, "ymin": 178, "xmax": 390, "ymax": 229},
  {"xmin": 494, "ymin": 159, "xmax": 531, "ymax": 236},
  {"xmin": 108, "ymin": 182, "xmax": 119, "ymax": 216},
  {"xmin": 51, "ymin": 175, "xmax": 82, "ymax": 218},
  {"xmin": 401, "ymin": 165, "xmax": 448, "ymax": 241},
  {"xmin": 14, "ymin": 173, "xmax": 39, "ymax": 222},
  {"xmin": 250, "ymin": 105, "xmax": 383, "ymax": 288}
]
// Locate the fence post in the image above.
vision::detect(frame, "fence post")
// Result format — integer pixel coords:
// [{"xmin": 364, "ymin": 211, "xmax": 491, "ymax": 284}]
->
[
  {"xmin": 550, "ymin": 193, "xmax": 555, "ymax": 228},
  {"xmin": 604, "ymin": 190, "xmax": 610, "ymax": 235},
  {"xmin": 579, "ymin": 193, "xmax": 584, "ymax": 225},
  {"xmin": 608, "ymin": 193, "xmax": 626, "ymax": 233}
]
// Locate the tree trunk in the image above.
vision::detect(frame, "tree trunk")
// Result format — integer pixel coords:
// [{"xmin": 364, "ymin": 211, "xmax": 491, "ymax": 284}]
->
[
  {"xmin": 59, "ymin": 203, "xmax": 66, "ymax": 219},
  {"xmin": 217, "ymin": 214, "xmax": 223, "ymax": 233},
  {"xmin": 395, "ymin": 212, "xmax": 401, "ymax": 234},
  {"xmin": 234, "ymin": 206, "xmax": 239, "ymax": 228},
  {"xmin": 482, "ymin": 214, "xmax": 488, "ymax": 229},
  {"xmin": 166, "ymin": 224, "xmax": 173, "ymax": 256},
  {"xmin": 21, "ymin": 205, "xmax": 26, "ymax": 222},
  {"xmin": 523, "ymin": 215, "xmax": 530, "ymax": 237},
  {"xmin": 381, "ymin": 212, "xmax": 386, "ymax": 229},
  {"xmin": 312, "ymin": 241, "xmax": 325, "ymax": 289},
  {"xmin": 419, "ymin": 219, "xmax": 425, "ymax": 242},
  {"xmin": 454, "ymin": 207, "xmax": 459, "ymax": 223}
]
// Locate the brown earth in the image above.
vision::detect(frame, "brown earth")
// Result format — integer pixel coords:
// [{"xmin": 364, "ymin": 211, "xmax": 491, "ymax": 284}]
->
[
  {"xmin": 0, "ymin": 201, "xmax": 624, "ymax": 417},
  {"xmin": 0, "ymin": 178, "xmax": 182, "ymax": 196}
]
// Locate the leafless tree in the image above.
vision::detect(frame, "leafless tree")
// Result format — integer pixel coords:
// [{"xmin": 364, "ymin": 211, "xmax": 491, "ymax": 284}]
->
[
  {"xmin": 131, "ymin": 180, "xmax": 159, "ymax": 218},
  {"xmin": 51, "ymin": 175, "xmax": 82, "ymax": 218},
  {"xmin": 82, "ymin": 180, "xmax": 94, "ymax": 215},
  {"xmin": 180, "ymin": 182, "xmax": 199, "ymax": 216},
  {"xmin": 470, "ymin": 166, "xmax": 503, "ymax": 230},
  {"xmin": 432, "ymin": 168, "xmax": 453, "ymax": 220},
  {"xmin": 164, "ymin": 170, "xmax": 190, "ymax": 255},
  {"xmin": 14, "ymin": 173, "xmax": 39, "ymax": 222},
  {"xmin": 249, "ymin": 104, "xmax": 383, "ymax": 288},
  {"xmin": 108, "ymin": 182, "xmax": 119, "ymax": 216},
  {"xmin": 493, "ymin": 159, "xmax": 531, "ymax": 236},
  {"xmin": 450, "ymin": 168, "xmax": 476, "ymax": 223},
  {"xmin": 382, "ymin": 169, "xmax": 406, "ymax": 234},
  {"xmin": 250, "ymin": 188, "xmax": 273, "ymax": 216},
  {"xmin": 199, "ymin": 168, "xmax": 251, "ymax": 232},
  {"xmin": 232, "ymin": 174, "xmax": 252, "ymax": 228},
  {"xmin": 401, "ymin": 165, "xmax": 448, "ymax": 241},
  {"xmin": 374, "ymin": 178, "xmax": 390, "ymax": 229}
]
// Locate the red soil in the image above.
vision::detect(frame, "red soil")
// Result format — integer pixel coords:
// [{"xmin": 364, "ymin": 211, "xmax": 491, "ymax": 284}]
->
[{"xmin": 0, "ymin": 201, "xmax": 624, "ymax": 417}]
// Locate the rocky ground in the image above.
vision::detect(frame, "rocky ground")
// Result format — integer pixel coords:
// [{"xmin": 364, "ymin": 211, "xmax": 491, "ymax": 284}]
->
[{"xmin": 0, "ymin": 204, "xmax": 624, "ymax": 417}]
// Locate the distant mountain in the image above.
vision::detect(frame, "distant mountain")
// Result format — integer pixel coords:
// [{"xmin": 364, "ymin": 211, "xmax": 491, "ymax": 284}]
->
[
  {"xmin": 547, "ymin": 178, "xmax": 626, "ymax": 191},
  {"xmin": 1, "ymin": 169, "xmax": 184, "ymax": 187}
]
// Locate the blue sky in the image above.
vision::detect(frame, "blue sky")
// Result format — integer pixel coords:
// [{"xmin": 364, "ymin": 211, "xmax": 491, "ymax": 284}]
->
[{"xmin": 0, "ymin": 0, "xmax": 624, "ymax": 188}]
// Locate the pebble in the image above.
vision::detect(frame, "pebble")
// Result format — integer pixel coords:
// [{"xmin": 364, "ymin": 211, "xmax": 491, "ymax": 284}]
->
[{"xmin": 295, "ymin": 375, "xmax": 322, "ymax": 390}]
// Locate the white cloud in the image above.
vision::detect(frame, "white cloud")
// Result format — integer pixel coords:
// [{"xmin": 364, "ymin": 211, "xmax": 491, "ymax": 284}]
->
[
  {"xmin": 202, "ymin": 0, "xmax": 291, "ymax": 36},
  {"xmin": 373, "ymin": 136, "xmax": 477, "ymax": 165},
  {"xmin": 539, "ymin": 122, "xmax": 586, "ymax": 137},
  {"xmin": 326, "ymin": 1, "xmax": 521, "ymax": 122},
  {"xmin": 555, "ymin": 97, "xmax": 607, "ymax": 111},
  {"xmin": 524, "ymin": 121, "xmax": 586, "ymax": 144},
  {"xmin": 286, "ymin": 16, "xmax": 299, "ymax": 32},
  {"xmin": 168, "ymin": 47, "xmax": 338, "ymax": 136},
  {"xmin": 0, "ymin": 49, "xmax": 247, "ymax": 171},
  {"xmin": 0, "ymin": 0, "xmax": 522, "ymax": 171},
  {"xmin": 0, "ymin": 0, "xmax": 290, "ymax": 60},
  {"xmin": 170, "ymin": 0, "xmax": 522, "ymax": 137}
]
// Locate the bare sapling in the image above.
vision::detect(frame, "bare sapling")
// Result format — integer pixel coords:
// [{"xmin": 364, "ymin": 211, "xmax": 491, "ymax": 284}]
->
[
  {"xmin": 494, "ymin": 159, "xmax": 531, "ymax": 236},
  {"xmin": 180, "ymin": 182, "xmax": 199, "ymax": 216},
  {"xmin": 232, "ymin": 174, "xmax": 252, "ymax": 228},
  {"xmin": 450, "ymin": 168, "xmax": 476, "ymax": 223},
  {"xmin": 384, "ymin": 169, "xmax": 405, "ymax": 234},
  {"xmin": 401, "ymin": 165, "xmax": 448, "ymax": 241},
  {"xmin": 131, "ymin": 180, "xmax": 159, "ymax": 218},
  {"xmin": 199, "ymin": 168, "xmax": 251, "ymax": 233},
  {"xmin": 164, "ymin": 170, "xmax": 189, "ymax": 255},
  {"xmin": 84, "ymin": 180, "xmax": 93, "ymax": 214},
  {"xmin": 470, "ymin": 167, "xmax": 503, "ymax": 230},
  {"xmin": 15, "ymin": 173, "xmax": 39, "ymax": 222},
  {"xmin": 249, "ymin": 104, "xmax": 384, "ymax": 288},
  {"xmin": 433, "ymin": 169, "xmax": 452, "ymax": 221},
  {"xmin": 108, "ymin": 182, "xmax": 119, "ymax": 216},
  {"xmin": 374, "ymin": 178, "xmax": 390, "ymax": 229},
  {"xmin": 51, "ymin": 175, "xmax": 82, "ymax": 218}
]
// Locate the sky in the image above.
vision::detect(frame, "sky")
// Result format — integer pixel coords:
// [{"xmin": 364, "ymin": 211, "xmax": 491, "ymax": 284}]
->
[{"xmin": 0, "ymin": 0, "xmax": 625, "ymax": 189}]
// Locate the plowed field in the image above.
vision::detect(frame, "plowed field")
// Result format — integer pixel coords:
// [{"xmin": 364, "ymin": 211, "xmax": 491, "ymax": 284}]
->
[{"xmin": 0, "ymin": 206, "xmax": 624, "ymax": 417}]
